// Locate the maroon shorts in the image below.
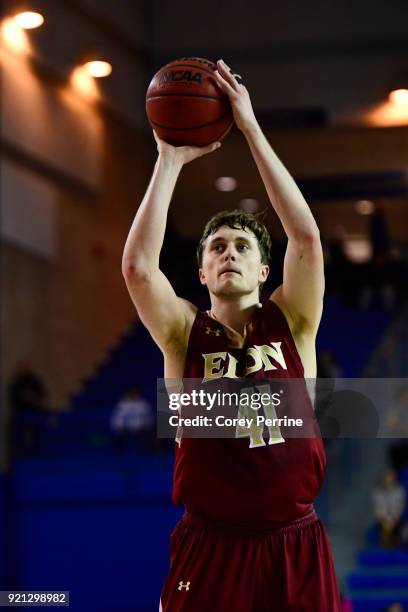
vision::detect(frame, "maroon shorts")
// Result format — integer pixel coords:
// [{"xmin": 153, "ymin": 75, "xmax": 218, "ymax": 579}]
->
[{"xmin": 160, "ymin": 506, "xmax": 341, "ymax": 612}]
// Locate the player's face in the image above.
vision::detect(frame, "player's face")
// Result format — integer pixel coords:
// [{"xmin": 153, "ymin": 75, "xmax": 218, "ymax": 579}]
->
[{"xmin": 199, "ymin": 226, "xmax": 269, "ymax": 297}]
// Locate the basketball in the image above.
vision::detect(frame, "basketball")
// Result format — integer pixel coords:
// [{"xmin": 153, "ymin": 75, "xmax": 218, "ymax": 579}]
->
[{"xmin": 145, "ymin": 57, "xmax": 234, "ymax": 146}]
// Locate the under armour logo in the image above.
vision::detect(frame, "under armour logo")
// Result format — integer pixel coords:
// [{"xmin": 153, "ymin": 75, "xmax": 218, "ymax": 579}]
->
[
  {"xmin": 205, "ymin": 326, "xmax": 221, "ymax": 336},
  {"xmin": 178, "ymin": 581, "xmax": 190, "ymax": 591}
]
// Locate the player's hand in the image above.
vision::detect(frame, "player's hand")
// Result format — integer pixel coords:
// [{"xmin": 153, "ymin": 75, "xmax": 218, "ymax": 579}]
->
[
  {"xmin": 153, "ymin": 130, "xmax": 221, "ymax": 166},
  {"xmin": 214, "ymin": 59, "xmax": 258, "ymax": 133}
]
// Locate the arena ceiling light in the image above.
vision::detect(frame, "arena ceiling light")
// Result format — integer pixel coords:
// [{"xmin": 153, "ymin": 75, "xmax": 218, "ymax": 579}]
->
[
  {"xmin": 215, "ymin": 176, "xmax": 237, "ymax": 192},
  {"xmin": 388, "ymin": 89, "xmax": 408, "ymax": 105},
  {"xmin": 13, "ymin": 11, "xmax": 44, "ymax": 29},
  {"xmin": 84, "ymin": 60, "xmax": 112, "ymax": 78},
  {"xmin": 388, "ymin": 74, "xmax": 408, "ymax": 106},
  {"xmin": 355, "ymin": 200, "xmax": 375, "ymax": 215},
  {"xmin": 239, "ymin": 198, "xmax": 259, "ymax": 213}
]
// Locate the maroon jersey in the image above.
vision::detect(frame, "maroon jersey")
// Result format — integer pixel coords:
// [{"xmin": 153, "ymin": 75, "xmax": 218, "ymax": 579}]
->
[{"xmin": 172, "ymin": 299, "xmax": 326, "ymax": 528}]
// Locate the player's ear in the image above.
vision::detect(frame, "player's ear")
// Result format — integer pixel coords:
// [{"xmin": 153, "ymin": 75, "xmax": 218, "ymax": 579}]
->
[
  {"xmin": 259, "ymin": 264, "xmax": 269, "ymax": 283},
  {"xmin": 199, "ymin": 268, "xmax": 207, "ymax": 286}
]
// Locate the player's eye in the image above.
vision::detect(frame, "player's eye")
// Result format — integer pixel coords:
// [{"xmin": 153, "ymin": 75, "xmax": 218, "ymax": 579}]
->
[
  {"xmin": 237, "ymin": 243, "xmax": 249, "ymax": 251},
  {"xmin": 213, "ymin": 244, "xmax": 224, "ymax": 252}
]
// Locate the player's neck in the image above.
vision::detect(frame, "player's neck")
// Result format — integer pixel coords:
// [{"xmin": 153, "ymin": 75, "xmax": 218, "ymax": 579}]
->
[{"xmin": 209, "ymin": 295, "xmax": 262, "ymax": 337}]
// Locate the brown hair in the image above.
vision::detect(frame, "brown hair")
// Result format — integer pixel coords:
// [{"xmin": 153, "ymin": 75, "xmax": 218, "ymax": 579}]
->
[{"xmin": 196, "ymin": 209, "xmax": 271, "ymax": 267}]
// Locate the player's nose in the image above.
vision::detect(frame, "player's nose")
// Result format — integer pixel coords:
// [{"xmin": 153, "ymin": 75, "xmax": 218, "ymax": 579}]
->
[
  {"xmin": 223, "ymin": 243, "xmax": 236, "ymax": 260},
  {"xmin": 223, "ymin": 250, "xmax": 236, "ymax": 261}
]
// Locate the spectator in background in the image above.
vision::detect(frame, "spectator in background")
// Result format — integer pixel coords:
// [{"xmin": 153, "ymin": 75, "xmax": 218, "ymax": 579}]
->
[
  {"xmin": 7, "ymin": 361, "xmax": 50, "ymax": 458},
  {"xmin": 8, "ymin": 360, "xmax": 49, "ymax": 413},
  {"xmin": 110, "ymin": 386, "xmax": 154, "ymax": 453},
  {"xmin": 370, "ymin": 201, "xmax": 391, "ymax": 262},
  {"xmin": 317, "ymin": 350, "xmax": 343, "ymax": 379},
  {"xmin": 384, "ymin": 603, "xmax": 404, "ymax": 612},
  {"xmin": 373, "ymin": 469, "xmax": 406, "ymax": 547},
  {"xmin": 325, "ymin": 225, "xmax": 353, "ymax": 304},
  {"xmin": 386, "ymin": 386, "xmax": 408, "ymax": 473},
  {"xmin": 315, "ymin": 350, "xmax": 343, "ymax": 440},
  {"xmin": 360, "ymin": 201, "xmax": 395, "ymax": 311}
]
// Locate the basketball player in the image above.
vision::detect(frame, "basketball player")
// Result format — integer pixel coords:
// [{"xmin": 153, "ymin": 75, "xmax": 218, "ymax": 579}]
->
[{"xmin": 122, "ymin": 59, "xmax": 341, "ymax": 611}]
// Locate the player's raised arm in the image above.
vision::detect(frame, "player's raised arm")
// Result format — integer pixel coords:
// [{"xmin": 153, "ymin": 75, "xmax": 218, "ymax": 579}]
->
[
  {"xmin": 121, "ymin": 132, "xmax": 221, "ymax": 353},
  {"xmin": 214, "ymin": 59, "xmax": 324, "ymax": 335}
]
